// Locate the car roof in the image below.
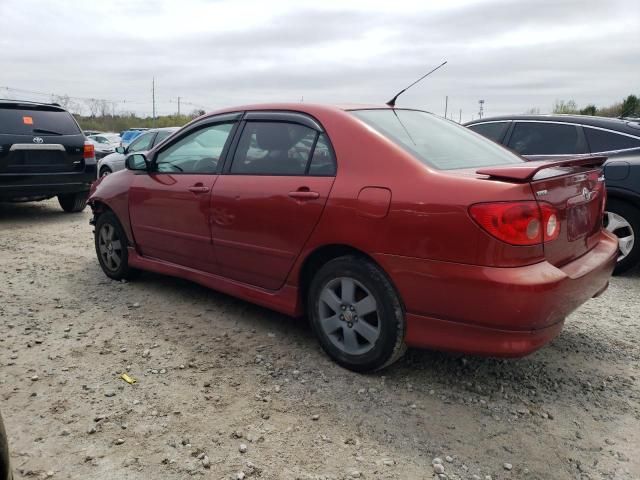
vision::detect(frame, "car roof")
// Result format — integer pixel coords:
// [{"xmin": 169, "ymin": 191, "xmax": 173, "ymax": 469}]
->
[
  {"xmin": 465, "ymin": 114, "xmax": 640, "ymax": 135},
  {"xmin": 0, "ymin": 98, "xmax": 67, "ymax": 112},
  {"xmin": 203, "ymin": 102, "xmax": 392, "ymax": 118}
]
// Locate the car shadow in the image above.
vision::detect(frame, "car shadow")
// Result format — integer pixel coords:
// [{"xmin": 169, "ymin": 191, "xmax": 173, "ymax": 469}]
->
[{"xmin": 0, "ymin": 200, "xmax": 84, "ymax": 224}]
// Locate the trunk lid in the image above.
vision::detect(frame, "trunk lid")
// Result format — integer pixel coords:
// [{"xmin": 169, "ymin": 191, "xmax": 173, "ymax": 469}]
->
[{"xmin": 477, "ymin": 156, "xmax": 607, "ymax": 267}]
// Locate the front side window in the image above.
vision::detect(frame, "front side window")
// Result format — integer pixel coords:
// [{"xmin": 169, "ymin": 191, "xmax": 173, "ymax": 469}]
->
[
  {"xmin": 584, "ymin": 127, "xmax": 640, "ymax": 153},
  {"xmin": 230, "ymin": 121, "xmax": 317, "ymax": 175},
  {"xmin": 153, "ymin": 130, "xmax": 174, "ymax": 146},
  {"xmin": 128, "ymin": 132, "xmax": 155, "ymax": 153},
  {"xmin": 351, "ymin": 109, "xmax": 521, "ymax": 170},
  {"xmin": 155, "ymin": 123, "xmax": 234, "ymax": 173},
  {"xmin": 468, "ymin": 122, "xmax": 510, "ymax": 143},
  {"xmin": 508, "ymin": 122, "xmax": 585, "ymax": 155}
]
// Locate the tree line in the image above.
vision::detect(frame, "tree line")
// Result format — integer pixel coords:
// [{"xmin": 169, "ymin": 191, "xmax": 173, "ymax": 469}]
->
[
  {"xmin": 75, "ymin": 111, "xmax": 205, "ymax": 133},
  {"xmin": 545, "ymin": 94, "xmax": 639, "ymax": 117}
]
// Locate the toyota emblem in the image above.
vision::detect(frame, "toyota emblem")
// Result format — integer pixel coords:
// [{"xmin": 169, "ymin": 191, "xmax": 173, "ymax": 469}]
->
[{"xmin": 32, "ymin": 137, "xmax": 44, "ymax": 144}]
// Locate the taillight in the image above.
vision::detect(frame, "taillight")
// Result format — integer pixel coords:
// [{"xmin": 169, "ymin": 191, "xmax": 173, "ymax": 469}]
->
[
  {"xmin": 83, "ymin": 142, "xmax": 95, "ymax": 159},
  {"xmin": 469, "ymin": 201, "xmax": 560, "ymax": 246}
]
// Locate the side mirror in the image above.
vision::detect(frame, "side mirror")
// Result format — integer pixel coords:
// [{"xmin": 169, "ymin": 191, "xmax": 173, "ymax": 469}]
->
[
  {"xmin": 125, "ymin": 153, "xmax": 149, "ymax": 171},
  {"xmin": 115, "ymin": 146, "xmax": 126, "ymax": 154}
]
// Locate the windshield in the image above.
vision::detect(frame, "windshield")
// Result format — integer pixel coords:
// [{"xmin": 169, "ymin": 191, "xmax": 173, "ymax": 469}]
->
[{"xmin": 351, "ymin": 109, "xmax": 523, "ymax": 170}]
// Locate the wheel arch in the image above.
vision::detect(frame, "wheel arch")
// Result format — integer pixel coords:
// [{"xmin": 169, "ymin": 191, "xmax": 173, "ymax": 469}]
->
[
  {"xmin": 297, "ymin": 244, "xmax": 404, "ymax": 314},
  {"xmin": 606, "ymin": 188, "xmax": 640, "ymax": 211}
]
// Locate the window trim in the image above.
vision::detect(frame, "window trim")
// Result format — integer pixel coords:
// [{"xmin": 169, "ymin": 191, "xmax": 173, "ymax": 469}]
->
[{"xmin": 148, "ymin": 115, "xmax": 241, "ymax": 175}]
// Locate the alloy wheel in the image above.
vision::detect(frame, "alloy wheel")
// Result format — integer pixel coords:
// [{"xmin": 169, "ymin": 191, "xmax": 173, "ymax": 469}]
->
[
  {"xmin": 318, "ymin": 277, "xmax": 381, "ymax": 355},
  {"xmin": 98, "ymin": 223, "xmax": 123, "ymax": 271},
  {"xmin": 604, "ymin": 210, "xmax": 635, "ymax": 262}
]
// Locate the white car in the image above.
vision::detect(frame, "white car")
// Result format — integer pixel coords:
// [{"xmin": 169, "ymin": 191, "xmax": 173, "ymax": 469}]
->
[{"xmin": 97, "ymin": 127, "xmax": 178, "ymax": 177}]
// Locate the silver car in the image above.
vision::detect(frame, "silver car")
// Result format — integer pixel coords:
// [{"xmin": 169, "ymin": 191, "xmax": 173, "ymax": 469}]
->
[{"xmin": 97, "ymin": 127, "xmax": 178, "ymax": 178}]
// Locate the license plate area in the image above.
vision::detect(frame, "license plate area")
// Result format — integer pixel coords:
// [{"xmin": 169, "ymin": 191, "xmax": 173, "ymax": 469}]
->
[{"xmin": 567, "ymin": 202, "xmax": 595, "ymax": 241}]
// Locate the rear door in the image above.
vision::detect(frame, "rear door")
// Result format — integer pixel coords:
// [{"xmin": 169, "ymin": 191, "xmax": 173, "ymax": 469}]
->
[
  {"xmin": 211, "ymin": 113, "xmax": 336, "ymax": 290},
  {"xmin": 129, "ymin": 116, "xmax": 239, "ymax": 273},
  {"xmin": 0, "ymin": 105, "xmax": 84, "ymax": 175},
  {"xmin": 506, "ymin": 121, "xmax": 588, "ymax": 159}
]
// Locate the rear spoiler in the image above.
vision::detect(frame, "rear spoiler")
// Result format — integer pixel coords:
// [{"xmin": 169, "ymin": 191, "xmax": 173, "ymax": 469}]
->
[{"xmin": 476, "ymin": 156, "xmax": 607, "ymax": 182}]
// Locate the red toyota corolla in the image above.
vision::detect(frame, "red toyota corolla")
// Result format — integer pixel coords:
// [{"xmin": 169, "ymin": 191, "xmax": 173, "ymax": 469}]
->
[{"xmin": 88, "ymin": 104, "xmax": 618, "ymax": 371}]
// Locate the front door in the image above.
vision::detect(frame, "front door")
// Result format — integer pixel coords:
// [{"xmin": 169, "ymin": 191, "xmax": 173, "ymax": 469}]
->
[
  {"xmin": 129, "ymin": 120, "xmax": 237, "ymax": 273},
  {"xmin": 211, "ymin": 118, "xmax": 337, "ymax": 290}
]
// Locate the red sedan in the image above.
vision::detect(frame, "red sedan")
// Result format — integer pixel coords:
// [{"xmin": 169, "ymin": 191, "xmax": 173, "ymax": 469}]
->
[{"xmin": 88, "ymin": 104, "xmax": 618, "ymax": 372}]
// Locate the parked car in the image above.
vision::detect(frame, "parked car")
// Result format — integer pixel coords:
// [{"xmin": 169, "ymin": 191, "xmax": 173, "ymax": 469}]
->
[
  {"xmin": 89, "ymin": 104, "xmax": 616, "ymax": 372},
  {"xmin": 97, "ymin": 127, "xmax": 178, "ymax": 177},
  {"xmin": 0, "ymin": 411, "xmax": 11, "ymax": 480},
  {"xmin": 0, "ymin": 99, "xmax": 96, "ymax": 212},
  {"xmin": 87, "ymin": 136, "xmax": 115, "ymax": 159},
  {"xmin": 465, "ymin": 115, "xmax": 640, "ymax": 273}
]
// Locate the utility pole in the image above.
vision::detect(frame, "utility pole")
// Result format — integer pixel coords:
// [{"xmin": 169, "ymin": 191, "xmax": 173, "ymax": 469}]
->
[
  {"xmin": 152, "ymin": 77, "xmax": 156, "ymax": 127},
  {"xmin": 444, "ymin": 96, "xmax": 448, "ymax": 118},
  {"xmin": 478, "ymin": 99, "xmax": 485, "ymax": 119},
  {"xmin": 459, "ymin": 109, "xmax": 462, "ymax": 123},
  {"xmin": 177, "ymin": 96, "xmax": 181, "ymax": 116}
]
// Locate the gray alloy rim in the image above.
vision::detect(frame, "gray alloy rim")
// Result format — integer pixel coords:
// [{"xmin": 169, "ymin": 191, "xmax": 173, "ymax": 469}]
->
[
  {"xmin": 318, "ymin": 277, "xmax": 381, "ymax": 355},
  {"xmin": 98, "ymin": 223, "xmax": 123, "ymax": 271},
  {"xmin": 604, "ymin": 211, "xmax": 635, "ymax": 262}
]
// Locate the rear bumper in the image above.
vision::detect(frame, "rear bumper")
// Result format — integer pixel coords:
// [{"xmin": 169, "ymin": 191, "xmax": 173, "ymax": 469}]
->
[
  {"xmin": 375, "ymin": 231, "xmax": 618, "ymax": 357},
  {"xmin": 0, "ymin": 167, "xmax": 96, "ymax": 200}
]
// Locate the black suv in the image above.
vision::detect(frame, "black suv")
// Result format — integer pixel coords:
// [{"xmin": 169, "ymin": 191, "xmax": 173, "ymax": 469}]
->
[
  {"xmin": 0, "ymin": 99, "xmax": 96, "ymax": 212},
  {"xmin": 466, "ymin": 115, "xmax": 640, "ymax": 274}
]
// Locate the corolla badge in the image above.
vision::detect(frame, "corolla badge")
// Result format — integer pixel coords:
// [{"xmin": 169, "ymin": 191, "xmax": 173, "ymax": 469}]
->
[
  {"xmin": 582, "ymin": 187, "xmax": 595, "ymax": 201},
  {"xmin": 32, "ymin": 137, "xmax": 44, "ymax": 144}
]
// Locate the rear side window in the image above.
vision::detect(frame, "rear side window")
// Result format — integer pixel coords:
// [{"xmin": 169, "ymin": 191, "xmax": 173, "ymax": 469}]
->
[
  {"xmin": 508, "ymin": 122, "xmax": 585, "ymax": 155},
  {"xmin": 468, "ymin": 122, "xmax": 510, "ymax": 143},
  {"xmin": 584, "ymin": 128, "xmax": 640, "ymax": 152},
  {"xmin": 230, "ymin": 121, "xmax": 319, "ymax": 175},
  {"xmin": 308, "ymin": 134, "xmax": 336, "ymax": 176},
  {"xmin": 0, "ymin": 107, "xmax": 80, "ymax": 135},
  {"xmin": 351, "ymin": 109, "xmax": 521, "ymax": 170}
]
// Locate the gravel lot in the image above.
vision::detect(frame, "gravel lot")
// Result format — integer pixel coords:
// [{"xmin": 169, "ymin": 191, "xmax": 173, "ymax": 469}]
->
[{"xmin": 1, "ymin": 199, "xmax": 639, "ymax": 480}]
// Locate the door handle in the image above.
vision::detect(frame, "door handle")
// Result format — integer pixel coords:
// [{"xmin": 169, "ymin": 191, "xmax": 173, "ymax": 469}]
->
[
  {"xmin": 288, "ymin": 190, "xmax": 320, "ymax": 200},
  {"xmin": 188, "ymin": 185, "xmax": 210, "ymax": 194}
]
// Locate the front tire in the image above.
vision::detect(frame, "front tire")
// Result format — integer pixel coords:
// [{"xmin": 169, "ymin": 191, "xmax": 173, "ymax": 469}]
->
[
  {"xmin": 58, "ymin": 192, "xmax": 88, "ymax": 213},
  {"xmin": 604, "ymin": 199, "xmax": 640, "ymax": 274},
  {"xmin": 308, "ymin": 255, "xmax": 406, "ymax": 372},
  {"xmin": 94, "ymin": 211, "xmax": 139, "ymax": 280},
  {"xmin": 99, "ymin": 166, "xmax": 112, "ymax": 178}
]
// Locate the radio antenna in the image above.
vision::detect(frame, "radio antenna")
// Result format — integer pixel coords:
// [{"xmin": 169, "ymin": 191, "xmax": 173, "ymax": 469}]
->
[{"xmin": 386, "ymin": 61, "xmax": 447, "ymax": 108}]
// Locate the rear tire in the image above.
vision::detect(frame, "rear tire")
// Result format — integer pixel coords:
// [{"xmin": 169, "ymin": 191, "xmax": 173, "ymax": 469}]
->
[
  {"xmin": 604, "ymin": 199, "xmax": 640, "ymax": 275},
  {"xmin": 94, "ymin": 211, "xmax": 139, "ymax": 280},
  {"xmin": 308, "ymin": 255, "xmax": 406, "ymax": 372},
  {"xmin": 58, "ymin": 192, "xmax": 88, "ymax": 213}
]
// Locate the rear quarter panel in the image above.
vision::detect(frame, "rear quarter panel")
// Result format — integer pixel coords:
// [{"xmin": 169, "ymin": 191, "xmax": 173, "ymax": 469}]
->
[{"xmin": 285, "ymin": 108, "xmax": 543, "ymax": 290}]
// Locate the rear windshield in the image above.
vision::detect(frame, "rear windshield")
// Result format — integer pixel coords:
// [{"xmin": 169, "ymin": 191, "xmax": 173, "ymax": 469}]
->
[
  {"xmin": 351, "ymin": 109, "xmax": 523, "ymax": 170},
  {"xmin": 0, "ymin": 106, "xmax": 81, "ymax": 135}
]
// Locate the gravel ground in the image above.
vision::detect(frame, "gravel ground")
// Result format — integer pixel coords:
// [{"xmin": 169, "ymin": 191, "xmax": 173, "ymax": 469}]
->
[{"xmin": 1, "ymin": 199, "xmax": 639, "ymax": 480}]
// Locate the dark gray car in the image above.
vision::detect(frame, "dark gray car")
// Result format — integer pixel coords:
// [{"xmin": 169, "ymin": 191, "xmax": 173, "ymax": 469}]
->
[{"xmin": 465, "ymin": 114, "xmax": 640, "ymax": 273}]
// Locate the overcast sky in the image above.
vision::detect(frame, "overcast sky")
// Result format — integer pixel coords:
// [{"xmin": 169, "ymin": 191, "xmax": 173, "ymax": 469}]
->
[{"xmin": 1, "ymin": 0, "xmax": 638, "ymax": 121}]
